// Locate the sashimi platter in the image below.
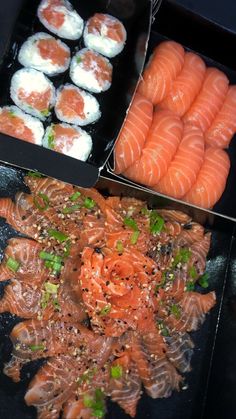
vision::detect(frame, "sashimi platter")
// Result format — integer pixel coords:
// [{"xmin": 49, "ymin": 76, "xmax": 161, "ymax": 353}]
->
[{"xmin": 0, "ymin": 1, "xmax": 234, "ymax": 419}]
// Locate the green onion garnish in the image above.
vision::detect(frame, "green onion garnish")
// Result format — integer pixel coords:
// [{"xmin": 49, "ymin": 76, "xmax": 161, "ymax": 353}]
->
[
  {"xmin": 83, "ymin": 389, "xmax": 105, "ymax": 418},
  {"xmin": 48, "ymin": 229, "xmax": 69, "ymax": 243},
  {"xmin": 111, "ymin": 365, "xmax": 123, "ymax": 379},
  {"xmin": 99, "ymin": 305, "xmax": 111, "ymax": 316},
  {"xmin": 140, "ymin": 207, "xmax": 149, "ymax": 215},
  {"xmin": 116, "ymin": 240, "xmax": 124, "ymax": 253},
  {"xmin": 69, "ymin": 191, "xmax": 81, "ymax": 201},
  {"xmin": 170, "ymin": 303, "xmax": 181, "ymax": 319},
  {"xmin": 9, "ymin": 110, "xmax": 15, "ymax": 117},
  {"xmin": 6, "ymin": 257, "xmax": 20, "ymax": 272},
  {"xmin": 40, "ymin": 291, "xmax": 50, "ymax": 310},
  {"xmin": 33, "ymin": 192, "xmax": 49, "ymax": 211},
  {"xmin": 76, "ymin": 56, "xmax": 82, "ymax": 64},
  {"xmin": 29, "ymin": 344, "xmax": 45, "ymax": 351},
  {"xmin": 186, "ymin": 281, "xmax": 195, "ymax": 292},
  {"xmin": 172, "ymin": 248, "xmax": 192, "ymax": 268},
  {"xmin": 77, "ymin": 368, "xmax": 97, "ymax": 384},
  {"xmin": 130, "ymin": 230, "xmax": 140, "ymax": 245},
  {"xmin": 149, "ymin": 210, "xmax": 164, "ymax": 234},
  {"xmin": 157, "ymin": 321, "xmax": 170, "ymax": 337},
  {"xmin": 41, "ymin": 109, "xmax": 50, "ymax": 117},
  {"xmin": 198, "ymin": 272, "xmax": 209, "ymax": 288},
  {"xmin": 62, "ymin": 204, "xmax": 80, "ymax": 214},
  {"xmin": 84, "ymin": 197, "xmax": 95, "ymax": 209},
  {"xmin": 39, "ymin": 251, "xmax": 59, "ymax": 261},
  {"xmin": 47, "ymin": 127, "xmax": 55, "ymax": 149},
  {"xmin": 188, "ymin": 265, "xmax": 198, "ymax": 279},
  {"xmin": 123, "ymin": 217, "xmax": 138, "ymax": 231},
  {"xmin": 44, "ymin": 282, "xmax": 59, "ymax": 294},
  {"xmin": 63, "ymin": 240, "xmax": 71, "ymax": 257},
  {"xmin": 27, "ymin": 171, "xmax": 43, "ymax": 178}
]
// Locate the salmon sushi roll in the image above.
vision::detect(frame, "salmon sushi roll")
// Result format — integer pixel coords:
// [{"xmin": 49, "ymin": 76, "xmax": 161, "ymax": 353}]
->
[
  {"xmin": 0, "ymin": 106, "xmax": 44, "ymax": 144},
  {"xmin": 55, "ymin": 84, "xmax": 101, "ymax": 125},
  {"xmin": 70, "ymin": 48, "xmax": 113, "ymax": 93},
  {"xmin": 37, "ymin": 0, "xmax": 84, "ymax": 40},
  {"xmin": 84, "ymin": 13, "xmax": 127, "ymax": 58},
  {"xmin": 18, "ymin": 32, "xmax": 70, "ymax": 76},
  {"xmin": 10, "ymin": 68, "xmax": 56, "ymax": 121},
  {"xmin": 43, "ymin": 123, "xmax": 92, "ymax": 160}
]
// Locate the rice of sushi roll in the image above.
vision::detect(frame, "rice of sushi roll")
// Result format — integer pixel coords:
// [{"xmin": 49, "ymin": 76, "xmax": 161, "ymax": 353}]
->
[
  {"xmin": 10, "ymin": 68, "xmax": 56, "ymax": 121},
  {"xmin": 70, "ymin": 48, "xmax": 113, "ymax": 93},
  {"xmin": 37, "ymin": 0, "xmax": 84, "ymax": 41},
  {"xmin": 55, "ymin": 84, "xmax": 101, "ymax": 126},
  {"xmin": 43, "ymin": 123, "xmax": 92, "ymax": 160},
  {"xmin": 18, "ymin": 32, "xmax": 70, "ymax": 76},
  {"xmin": 0, "ymin": 105, "xmax": 44, "ymax": 145},
  {"xmin": 83, "ymin": 13, "xmax": 127, "ymax": 58}
]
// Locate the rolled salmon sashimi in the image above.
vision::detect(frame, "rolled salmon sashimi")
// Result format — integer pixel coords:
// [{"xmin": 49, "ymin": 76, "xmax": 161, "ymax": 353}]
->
[
  {"xmin": 123, "ymin": 109, "xmax": 183, "ymax": 186},
  {"xmin": 114, "ymin": 92, "xmax": 153, "ymax": 174},
  {"xmin": 184, "ymin": 147, "xmax": 230, "ymax": 209},
  {"xmin": 153, "ymin": 124, "xmax": 205, "ymax": 199},
  {"xmin": 205, "ymin": 85, "xmax": 236, "ymax": 148},
  {"xmin": 159, "ymin": 52, "xmax": 206, "ymax": 116},
  {"xmin": 137, "ymin": 40, "xmax": 185, "ymax": 105},
  {"xmin": 183, "ymin": 67, "xmax": 229, "ymax": 132}
]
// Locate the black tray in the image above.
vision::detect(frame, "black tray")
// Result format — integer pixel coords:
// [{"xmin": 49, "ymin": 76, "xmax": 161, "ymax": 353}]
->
[
  {"xmin": 107, "ymin": 0, "xmax": 236, "ymax": 221},
  {"xmin": 0, "ymin": 0, "xmax": 152, "ymax": 187},
  {"xmin": 0, "ymin": 164, "xmax": 235, "ymax": 419}
]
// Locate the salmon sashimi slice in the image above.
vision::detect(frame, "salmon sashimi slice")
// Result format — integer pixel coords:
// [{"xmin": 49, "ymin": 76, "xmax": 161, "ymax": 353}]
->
[
  {"xmin": 37, "ymin": 37, "xmax": 70, "ymax": 66},
  {"xmin": 156, "ymin": 209, "xmax": 192, "ymax": 224},
  {"xmin": 175, "ymin": 222, "xmax": 205, "ymax": 247},
  {"xmin": 138, "ymin": 41, "xmax": 185, "ymax": 104},
  {"xmin": 0, "ymin": 108, "xmax": 35, "ymax": 142},
  {"xmin": 114, "ymin": 92, "xmax": 153, "ymax": 174},
  {"xmin": 124, "ymin": 110, "xmax": 183, "ymax": 186},
  {"xmin": 189, "ymin": 232, "xmax": 211, "ymax": 277},
  {"xmin": 205, "ymin": 85, "xmax": 236, "ymax": 148},
  {"xmin": 153, "ymin": 124, "xmax": 205, "ymax": 199},
  {"xmin": 165, "ymin": 332, "xmax": 194, "ymax": 373},
  {"xmin": 0, "ymin": 279, "xmax": 41, "ymax": 318},
  {"xmin": 184, "ymin": 147, "xmax": 230, "ymax": 209},
  {"xmin": 183, "ymin": 67, "xmax": 229, "ymax": 132},
  {"xmin": 159, "ymin": 52, "xmax": 206, "ymax": 116}
]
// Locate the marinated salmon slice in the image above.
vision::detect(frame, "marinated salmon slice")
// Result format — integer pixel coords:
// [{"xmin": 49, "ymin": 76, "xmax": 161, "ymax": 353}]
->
[
  {"xmin": 138, "ymin": 41, "xmax": 185, "ymax": 104},
  {"xmin": 37, "ymin": 38, "xmax": 70, "ymax": 66},
  {"xmin": 0, "ymin": 279, "xmax": 41, "ymax": 318},
  {"xmin": 114, "ymin": 92, "xmax": 153, "ymax": 174},
  {"xmin": 160, "ymin": 52, "xmax": 206, "ymax": 116},
  {"xmin": 153, "ymin": 124, "xmax": 205, "ymax": 199},
  {"xmin": 124, "ymin": 109, "xmax": 183, "ymax": 186},
  {"xmin": 165, "ymin": 332, "xmax": 194, "ymax": 373},
  {"xmin": 183, "ymin": 67, "xmax": 229, "ymax": 132}
]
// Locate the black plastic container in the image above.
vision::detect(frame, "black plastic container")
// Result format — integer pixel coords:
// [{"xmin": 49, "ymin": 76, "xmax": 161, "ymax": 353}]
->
[
  {"xmin": 107, "ymin": 0, "xmax": 236, "ymax": 221},
  {"xmin": 0, "ymin": 0, "xmax": 152, "ymax": 187}
]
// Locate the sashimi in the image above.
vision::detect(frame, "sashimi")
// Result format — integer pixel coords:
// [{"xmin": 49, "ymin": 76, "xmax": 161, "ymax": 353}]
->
[
  {"xmin": 138, "ymin": 41, "xmax": 185, "ymax": 104},
  {"xmin": 124, "ymin": 109, "xmax": 183, "ymax": 186},
  {"xmin": 183, "ymin": 67, "xmax": 229, "ymax": 132},
  {"xmin": 205, "ymin": 85, "xmax": 236, "ymax": 148},
  {"xmin": 114, "ymin": 92, "xmax": 153, "ymax": 174},
  {"xmin": 153, "ymin": 124, "xmax": 205, "ymax": 199},
  {"xmin": 159, "ymin": 52, "xmax": 206, "ymax": 116},
  {"xmin": 184, "ymin": 147, "xmax": 230, "ymax": 209}
]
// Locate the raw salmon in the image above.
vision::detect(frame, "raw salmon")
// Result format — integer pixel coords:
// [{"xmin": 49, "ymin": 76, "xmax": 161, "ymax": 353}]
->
[
  {"xmin": 153, "ymin": 124, "xmax": 205, "ymax": 199},
  {"xmin": 114, "ymin": 92, "xmax": 153, "ymax": 174},
  {"xmin": 41, "ymin": 0, "xmax": 65, "ymax": 29},
  {"xmin": 138, "ymin": 41, "xmax": 185, "ymax": 104},
  {"xmin": 87, "ymin": 13, "xmax": 126, "ymax": 43},
  {"xmin": 183, "ymin": 67, "xmax": 229, "ymax": 132},
  {"xmin": 159, "ymin": 52, "xmax": 206, "ymax": 116},
  {"xmin": 37, "ymin": 37, "xmax": 70, "ymax": 66},
  {"xmin": 205, "ymin": 85, "xmax": 236, "ymax": 148},
  {"xmin": 124, "ymin": 109, "xmax": 183, "ymax": 186},
  {"xmin": 18, "ymin": 87, "xmax": 52, "ymax": 112},
  {"xmin": 184, "ymin": 147, "xmax": 230, "ymax": 208},
  {"xmin": 0, "ymin": 108, "xmax": 34, "ymax": 142},
  {"xmin": 165, "ymin": 332, "xmax": 194, "ymax": 373}
]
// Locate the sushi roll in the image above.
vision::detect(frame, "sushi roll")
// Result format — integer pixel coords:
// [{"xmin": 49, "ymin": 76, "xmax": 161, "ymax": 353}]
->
[
  {"xmin": 84, "ymin": 13, "xmax": 127, "ymax": 58},
  {"xmin": 0, "ymin": 106, "xmax": 44, "ymax": 145},
  {"xmin": 55, "ymin": 84, "xmax": 101, "ymax": 126},
  {"xmin": 43, "ymin": 123, "xmax": 92, "ymax": 161},
  {"xmin": 10, "ymin": 68, "xmax": 56, "ymax": 121},
  {"xmin": 18, "ymin": 32, "xmax": 70, "ymax": 76},
  {"xmin": 70, "ymin": 48, "xmax": 113, "ymax": 93},
  {"xmin": 37, "ymin": 0, "xmax": 84, "ymax": 41}
]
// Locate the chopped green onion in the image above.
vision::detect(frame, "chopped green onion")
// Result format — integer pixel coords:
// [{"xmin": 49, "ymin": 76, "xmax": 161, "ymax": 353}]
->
[
  {"xmin": 29, "ymin": 343, "xmax": 45, "ymax": 351},
  {"xmin": 48, "ymin": 229, "xmax": 69, "ymax": 243},
  {"xmin": 27, "ymin": 171, "xmax": 43, "ymax": 178},
  {"xmin": 84, "ymin": 197, "xmax": 95, "ymax": 209},
  {"xmin": 41, "ymin": 109, "xmax": 50, "ymax": 117},
  {"xmin": 52, "ymin": 297, "xmax": 60, "ymax": 311},
  {"xmin": 116, "ymin": 240, "xmax": 124, "ymax": 253},
  {"xmin": 198, "ymin": 272, "xmax": 209, "ymax": 288},
  {"xmin": 40, "ymin": 291, "xmax": 50, "ymax": 310},
  {"xmin": 76, "ymin": 56, "xmax": 82, "ymax": 64},
  {"xmin": 33, "ymin": 192, "xmax": 49, "ymax": 211},
  {"xmin": 44, "ymin": 282, "xmax": 59, "ymax": 295},
  {"xmin": 111, "ymin": 365, "xmax": 123, "ymax": 379},
  {"xmin": 188, "ymin": 265, "xmax": 198, "ymax": 279},
  {"xmin": 63, "ymin": 240, "xmax": 71, "ymax": 257},
  {"xmin": 47, "ymin": 127, "xmax": 55, "ymax": 149},
  {"xmin": 83, "ymin": 389, "xmax": 105, "ymax": 418},
  {"xmin": 140, "ymin": 207, "xmax": 149, "ymax": 215},
  {"xmin": 83, "ymin": 395, "xmax": 94, "ymax": 408},
  {"xmin": 130, "ymin": 230, "xmax": 140, "ymax": 245},
  {"xmin": 157, "ymin": 321, "xmax": 170, "ymax": 337},
  {"xmin": 69, "ymin": 191, "xmax": 81, "ymax": 202},
  {"xmin": 9, "ymin": 110, "xmax": 15, "ymax": 117},
  {"xmin": 149, "ymin": 210, "xmax": 164, "ymax": 234},
  {"xmin": 6, "ymin": 257, "xmax": 20, "ymax": 272},
  {"xmin": 123, "ymin": 217, "xmax": 138, "ymax": 231},
  {"xmin": 39, "ymin": 251, "xmax": 58, "ymax": 261},
  {"xmin": 99, "ymin": 305, "xmax": 111, "ymax": 316},
  {"xmin": 170, "ymin": 303, "xmax": 181, "ymax": 319},
  {"xmin": 172, "ymin": 248, "xmax": 192, "ymax": 268},
  {"xmin": 77, "ymin": 368, "xmax": 97, "ymax": 384},
  {"xmin": 62, "ymin": 204, "xmax": 80, "ymax": 214},
  {"xmin": 186, "ymin": 281, "xmax": 195, "ymax": 292}
]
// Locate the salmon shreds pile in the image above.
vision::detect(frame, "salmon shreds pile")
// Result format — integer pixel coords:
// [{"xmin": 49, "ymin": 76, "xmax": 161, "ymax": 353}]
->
[
  {"xmin": 0, "ymin": 175, "xmax": 216, "ymax": 418},
  {"xmin": 114, "ymin": 40, "xmax": 235, "ymax": 209}
]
